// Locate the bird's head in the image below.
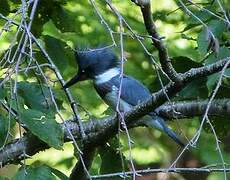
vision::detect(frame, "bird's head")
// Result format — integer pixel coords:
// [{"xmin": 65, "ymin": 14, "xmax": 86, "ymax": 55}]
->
[{"xmin": 63, "ymin": 47, "xmax": 119, "ymax": 88}]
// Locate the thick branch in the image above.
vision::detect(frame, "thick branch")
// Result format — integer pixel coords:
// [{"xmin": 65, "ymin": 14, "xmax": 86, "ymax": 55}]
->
[
  {"xmin": 132, "ymin": 0, "xmax": 181, "ymax": 82},
  {"xmin": 157, "ymin": 99, "xmax": 230, "ymax": 119},
  {"xmin": 0, "ymin": 9, "xmax": 229, "ymax": 167},
  {"xmin": 124, "ymin": 57, "xmax": 230, "ymax": 125},
  {"xmin": 1, "ymin": 98, "xmax": 230, "ymax": 167},
  {"xmin": 1, "ymin": 56, "xmax": 229, "ymax": 165},
  {"xmin": 183, "ymin": 57, "xmax": 230, "ymax": 81}
]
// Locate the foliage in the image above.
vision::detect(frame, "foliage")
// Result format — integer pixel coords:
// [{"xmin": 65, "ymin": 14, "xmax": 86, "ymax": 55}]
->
[{"xmin": 0, "ymin": 0, "xmax": 230, "ymax": 179}]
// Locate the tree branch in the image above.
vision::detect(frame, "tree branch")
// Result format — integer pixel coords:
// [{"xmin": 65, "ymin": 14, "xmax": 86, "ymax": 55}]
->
[
  {"xmin": 91, "ymin": 167, "xmax": 230, "ymax": 179},
  {"xmin": 156, "ymin": 99, "xmax": 230, "ymax": 119},
  {"xmin": 183, "ymin": 57, "xmax": 230, "ymax": 81},
  {"xmin": 132, "ymin": 0, "xmax": 181, "ymax": 82},
  {"xmin": 1, "ymin": 98, "xmax": 230, "ymax": 167},
  {"xmin": 0, "ymin": 6, "xmax": 230, "ymax": 171},
  {"xmin": 1, "ymin": 56, "xmax": 229, "ymax": 166},
  {"xmin": 124, "ymin": 57, "xmax": 230, "ymax": 125}
]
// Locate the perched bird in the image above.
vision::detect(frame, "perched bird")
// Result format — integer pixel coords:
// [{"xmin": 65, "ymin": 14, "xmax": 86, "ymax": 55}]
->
[{"xmin": 64, "ymin": 47, "xmax": 184, "ymax": 147}]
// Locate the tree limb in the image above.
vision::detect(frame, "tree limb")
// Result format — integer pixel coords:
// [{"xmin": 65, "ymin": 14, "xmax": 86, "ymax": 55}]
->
[
  {"xmin": 132, "ymin": 0, "xmax": 181, "ymax": 82},
  {"xmin": 1, "ymin": 55, "xmax": 230, "ymax": 165},
  {"xmin": 157, "ymin": 99, "xmax": 230, "ymax": 119},
  {"xmin": 91, "ymin": 167, "xmax": 230, "ymax": 179},
  {"xmin": 1, "ymin": 98, "xmax": 230, "ymax": 167},
  {"xmin": 0, "ymin": 6, "xmax": 230, "ymax": 170}
]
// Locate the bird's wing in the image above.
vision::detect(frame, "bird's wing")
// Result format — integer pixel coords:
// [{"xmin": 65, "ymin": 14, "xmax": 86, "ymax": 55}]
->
[
  {"xmin": 111, "ymin": 75, "xmax": 151, "ymax": 106},
  {"xmin": 94, "ymin": 75, "xmax": 151, "ymax": 106}
]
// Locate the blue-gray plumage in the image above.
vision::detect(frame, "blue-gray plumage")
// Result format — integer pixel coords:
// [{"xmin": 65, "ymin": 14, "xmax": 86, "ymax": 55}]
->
[
  {"xmin": 64, "ymin": 47, "xmax": 184, "ymax": 147},
  {"xmin": 94, "ymin": 74, "xmax": 184, "ymax": 147},
  {"xmin": 95, "ymin": 75, "xmax": 150, "ymax": 104}
]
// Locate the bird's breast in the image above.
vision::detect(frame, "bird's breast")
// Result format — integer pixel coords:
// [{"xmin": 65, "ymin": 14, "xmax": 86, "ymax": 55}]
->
[
  {"xmin": 94, "ymin": 82, "xmax": 132, "ymax": 112},
  {"xmin": 103, "ymin": 90, "xmax": 133, "ymax": 112}
]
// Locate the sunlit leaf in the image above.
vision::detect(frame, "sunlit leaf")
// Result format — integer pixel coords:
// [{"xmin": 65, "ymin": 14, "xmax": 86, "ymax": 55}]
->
[
  {"xmin": 182, "ymin": 10, "xmax": 212, "ymax": 32},
  {"xmin": 51, "ymin": 6, "xmax": 76, "ymax": 32},
  {"xmin": 187, "ymin": 10, "xmax": 212, "ymax": 25}
]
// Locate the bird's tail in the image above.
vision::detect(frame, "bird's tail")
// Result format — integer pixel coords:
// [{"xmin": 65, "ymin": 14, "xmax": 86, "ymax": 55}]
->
[{"xmin": 142, "ymin": 115, "xmax": 185, "ymax": 147}]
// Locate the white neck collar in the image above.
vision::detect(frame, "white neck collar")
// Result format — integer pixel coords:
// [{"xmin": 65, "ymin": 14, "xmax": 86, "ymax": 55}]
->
[{"xmin": 94, "ymin": 68, "xmax": 120, "ymax": 84}]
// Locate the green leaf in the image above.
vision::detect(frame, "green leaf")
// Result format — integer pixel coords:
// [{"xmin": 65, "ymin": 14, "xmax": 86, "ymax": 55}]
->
[
  {"xmin": 102, "ymin": 106, "xmax": 115, "ymax": 116},
  {"xmin": 172, "ymin": 56, "xmax": 202, "ymax": 73},
  {"xmin": 0, "ymin": 176, "xmax": 9, "ymax": 180},
  {"xmin": 197, "ymin": 20, "xmax": 227, "ymax": 55},
  {"xmin": 99, "ymin": 145, "xmax": 127, "ymax": 180},
  {"xmin": 49, "ymin": 167, "xmax": 68, "ymax": 180},
  {"xmin": 206, "ymin": 70, "xmax": 230, "ymax": 94},
  {"xmin": 0, "ymin": 87, "xmax": 7, "ymax": 100},
  {"xmin": 204, "ymin": 116, "xmax": 230, "ymax": 138},
  {"xmin": 171, "ymin": 56, "xmax": 208, "ymax": 99},
  {"xmin": 0, "ymin": 115, "xmax": 10, "ymax": 147},
  {"xmin": 44, "ymin": 35, "xmax": 72, "ymax": 72},
  {"xmin": 18, "ymin": 82, "xmax": 60, "ymax": 114},
  {"xmin": 31, "ymin": 0, "xmax": 67, "ymax": 36},
  {"xmin": 13, "ymin": 165, "xmax": 56, "ymax": 180},
  {"xmin": 205, "ymin": 47, "xmax": 230, "ymax": 93},
  {"xmin": 182, "ymin": 23, "xmax": 201, "ymax": 32},
  {"xmin": 21, "ymin": 109, "xmax": 63, "ymax": 149},
  {"xmin": 7, "ymin": 95, "xmax": 25, "ymax": 112},
  {"xmin": 51, "ymin": 6, "xmax": 76, "ymax": 32},
  {"xmin": 196, "ymin": 133, "xmax": 230, "ymax": 165},
  {"xmin": 205, "ymin": 47, "xmax": 230, "ymax": 65},
  {"xmin": 187, "ymin": 10, "xmax": 212, "ymax": 25},
  {"xmin": 55, "ymin": 157, "xmax": 75, "ymax": 169},
  {"xmin": 182, "ymin": 10, "xmax": 212, "ymax": 32},
  {"xmin": 206, "ymin": 73, "xmax": 219, "ymax": 93},
  {"xmin": 0, "ymin": 0, "xmax": 10, "ymax": 16},
  {"xmin": 179, "ymin": 78, "xmax": 208, "ymax": 99},
  {"xmin": 0, "ymin": 114, "xmax": 16, "ymax": 148}
]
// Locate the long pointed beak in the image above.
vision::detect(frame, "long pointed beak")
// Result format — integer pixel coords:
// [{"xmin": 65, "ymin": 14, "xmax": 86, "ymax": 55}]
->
[
  {"xmin": 63, "ymin": 74, "xmax": 81, "ymax": 89},
  {"xmin": 63, "ymin": 72, "xmax": 88, "ymax": 89}
]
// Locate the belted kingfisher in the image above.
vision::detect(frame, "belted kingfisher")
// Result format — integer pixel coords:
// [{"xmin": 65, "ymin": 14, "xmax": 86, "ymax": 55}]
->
[{"xmin": 64, "ymin": 47, "xmax": 184, "ymax": 147}]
